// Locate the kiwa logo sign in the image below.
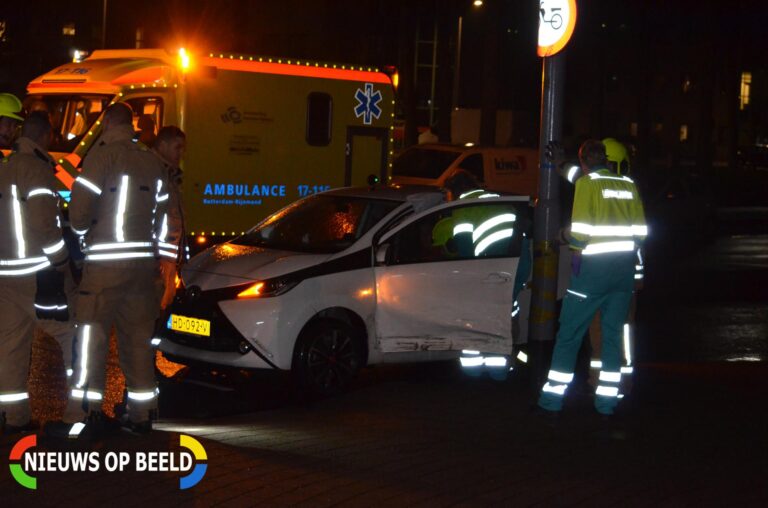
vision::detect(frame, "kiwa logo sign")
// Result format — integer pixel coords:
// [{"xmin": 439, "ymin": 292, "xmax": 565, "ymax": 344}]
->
[{"xmin": 8, "ymin": 434, "xmax": 207, "ymax": 490}]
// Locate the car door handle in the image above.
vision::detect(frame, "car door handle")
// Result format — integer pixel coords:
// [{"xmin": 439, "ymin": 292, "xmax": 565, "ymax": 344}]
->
[{"xmin": 484, "ymin": 272, "xmax": 513, "ymax": 284}]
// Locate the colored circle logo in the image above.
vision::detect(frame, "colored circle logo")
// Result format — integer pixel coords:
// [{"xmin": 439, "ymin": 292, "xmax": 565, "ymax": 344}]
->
[
  {"xmin": 179, "ymin": 434, "xmax": 207, "ymax": 490},
  {"xmin": 9, "ymin": 434, "xmax": 37, "ymax": 489}
]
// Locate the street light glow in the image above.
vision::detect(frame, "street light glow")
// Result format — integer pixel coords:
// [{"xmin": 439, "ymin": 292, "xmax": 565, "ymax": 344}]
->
[{"xmin": 473, "ymin": 0, "xmax": 483, "ymax": 7}]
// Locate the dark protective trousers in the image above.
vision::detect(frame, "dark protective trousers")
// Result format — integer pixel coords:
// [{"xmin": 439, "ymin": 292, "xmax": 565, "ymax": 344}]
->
[
  {"xmin": 64, "ymin": 259, "xmax": 161, "ymax": 423},
  {"xmin": 538, "ymin": 252, "xmax": 635, "ymax": 415},
  {"xmin": 0, "ymin": 275, "xmax": 75, "ymax": 426},
  {"xmin": 588, "ymin": 293, "xmax": 637, "ymax": 393}
]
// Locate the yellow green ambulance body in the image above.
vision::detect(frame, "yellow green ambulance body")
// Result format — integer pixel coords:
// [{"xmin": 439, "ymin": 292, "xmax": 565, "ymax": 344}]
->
[{"xmin": 25, "ymin": 49, "xmax": 395, "ymax": 239}]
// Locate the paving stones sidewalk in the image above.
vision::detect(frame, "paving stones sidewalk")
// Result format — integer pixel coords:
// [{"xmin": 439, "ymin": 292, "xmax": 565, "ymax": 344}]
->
[{"xmin": 2, "ymin": 362, "xmax": 767, "ymax": 507}]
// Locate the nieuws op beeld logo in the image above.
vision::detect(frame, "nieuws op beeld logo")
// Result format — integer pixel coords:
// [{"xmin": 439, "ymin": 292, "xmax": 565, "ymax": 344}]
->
[{"xmin": 8, "ymin": 434, "xmax": 207, "ymax": 490}]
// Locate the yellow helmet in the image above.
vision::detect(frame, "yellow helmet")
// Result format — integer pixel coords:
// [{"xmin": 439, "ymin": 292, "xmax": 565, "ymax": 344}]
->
[
  {"xmin": 602, "ymin": 137, "xmax": 630, "ymax": 175},
  {"xmin": 0, "ymin": 93, "xmax": 24, "ymax": 121}
]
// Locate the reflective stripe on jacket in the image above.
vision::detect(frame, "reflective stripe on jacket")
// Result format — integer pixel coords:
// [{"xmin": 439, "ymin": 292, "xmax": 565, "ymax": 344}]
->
[
  {"xmin": 0, "ymin": 137, "xmax": 68, "ymax": 276},
  {"xmin": 69, "ymin": 125, "xmax": 169, "ymax": 262},
  {"xmin": 569, "ymin": 168, "xmax": 647, "ymax": 255},
  {"xmin": 161, "ymin": 164, "xmax": 184, "ymax": 263}
]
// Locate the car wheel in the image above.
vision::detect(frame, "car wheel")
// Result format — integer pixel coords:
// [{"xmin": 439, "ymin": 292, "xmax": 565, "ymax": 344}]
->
[{"xmin": 292, "ymin": 319, "xmax": 363, "ymax": 397}]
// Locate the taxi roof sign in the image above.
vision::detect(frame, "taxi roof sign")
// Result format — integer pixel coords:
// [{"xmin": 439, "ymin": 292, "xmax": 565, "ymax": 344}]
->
[{"xmin": 537, "ymin": 0, "xmax": 577, "ymax": 57}]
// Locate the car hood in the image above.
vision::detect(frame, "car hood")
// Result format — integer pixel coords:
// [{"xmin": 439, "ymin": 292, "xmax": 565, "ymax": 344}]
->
[{"xmin": 181, "ymin": 242, "xmax": 330, "ymax": 291}]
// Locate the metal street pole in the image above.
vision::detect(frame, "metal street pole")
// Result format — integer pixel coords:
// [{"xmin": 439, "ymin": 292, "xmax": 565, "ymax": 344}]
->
[
  {"xmin": 452, "ymin": 16, "xmax": 462, "ymax": 110},
  {"xmin": 529, "ymin": 50, "xmax": 566, "ymax": 391},
  {"xmin": 102, "ymin": 0, "xmax": 108, "ymax": 48}
]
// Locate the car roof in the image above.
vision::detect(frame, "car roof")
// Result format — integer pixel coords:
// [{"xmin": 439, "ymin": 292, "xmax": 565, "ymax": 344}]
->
[{"xmin": 324, "ymin": 184, "xmax": 442, "ymax": 202}]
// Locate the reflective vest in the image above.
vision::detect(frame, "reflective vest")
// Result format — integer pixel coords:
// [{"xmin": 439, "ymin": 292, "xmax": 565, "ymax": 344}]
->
[
  {"xmin": 0, "ymin": 137, "xmax": 68, "ymax": 276},
  {"xmin": 569, "ymin": 168, "xmax": 647, "ymax": 255},
  {"xmin": 69, "ymin": 125, "xmax": 169, "ymax": 262},
  {"xmin": 431, "ymin": 188, "xmax": 515, "ymax": 257}
]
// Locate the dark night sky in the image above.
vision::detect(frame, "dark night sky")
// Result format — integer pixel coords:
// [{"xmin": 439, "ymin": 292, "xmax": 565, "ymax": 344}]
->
[
  {"xmin": 2, "ymin": 0, "xmax": 767, "ymax": 152},
  {"xmin": 3, "ymin": 0, "xmax": 766, "ymax": 96}
]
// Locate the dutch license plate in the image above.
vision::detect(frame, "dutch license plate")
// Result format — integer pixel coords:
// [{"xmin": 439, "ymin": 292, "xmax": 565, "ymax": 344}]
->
[{"xmin": 169, "ymin": 314, "xmax": 211, "ymax": 337}]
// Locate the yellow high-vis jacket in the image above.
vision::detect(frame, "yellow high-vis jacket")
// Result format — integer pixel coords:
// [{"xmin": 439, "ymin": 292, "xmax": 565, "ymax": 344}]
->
[
  {"xmin": 0, "ymin": 137, "xmax": 69, "ymax": 276},
  {"xmin": 569, "ymin": 168, "xmax": 647, "ymax": 256}
]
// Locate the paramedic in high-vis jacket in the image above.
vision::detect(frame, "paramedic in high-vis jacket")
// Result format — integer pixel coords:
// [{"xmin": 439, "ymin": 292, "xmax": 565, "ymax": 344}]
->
[
  {"xmin": 559, "ymin": 138, "xmax": 643, "ymax": 397},
  {"xmin": 49, "ymin": 103, "xmax": 169, "ymax": 438},
  {"xmin": 538, "ymin": 140, "xmax": 647, "ymax": 417},
  {"xmin": 436, "ymin": 171, "xmax": 532, "ymax": 381},
  {"xmin": 586, "ymin": 138, "xmax": 643, "ymax": 395},
  {"xmin": 0, "ymin": 112, "xmax": 74, "ymax": 435}
]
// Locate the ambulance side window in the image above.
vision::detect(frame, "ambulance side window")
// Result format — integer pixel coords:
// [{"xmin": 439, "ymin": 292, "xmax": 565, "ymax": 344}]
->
[{"xmin": 306, "ymin": 93, "xmax": 333, "ymax": 146}]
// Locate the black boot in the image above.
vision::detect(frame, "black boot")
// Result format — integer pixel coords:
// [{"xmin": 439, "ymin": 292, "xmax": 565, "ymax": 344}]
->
[
  {"xmin": 1, "ymin": 412, "xmax": 36, "ymax": 437},
  {"xmin": 121, "ymin": 409, "xmax": 156, "ymax": 436}
]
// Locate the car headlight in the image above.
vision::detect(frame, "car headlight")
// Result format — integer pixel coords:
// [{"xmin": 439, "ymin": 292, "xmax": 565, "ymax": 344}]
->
[{"xmin": 236, "ymin": 277, "xmax": 298, "ymax": 299}]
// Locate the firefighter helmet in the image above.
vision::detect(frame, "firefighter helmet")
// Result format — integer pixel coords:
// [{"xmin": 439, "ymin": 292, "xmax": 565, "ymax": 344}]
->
[
  {"xmin": 0, "ymin": 93, "xmax": 24, "ymax": 121},
  {"xmin": 602, "ymin": 137, "xmax": 630, "ymax": 175}
]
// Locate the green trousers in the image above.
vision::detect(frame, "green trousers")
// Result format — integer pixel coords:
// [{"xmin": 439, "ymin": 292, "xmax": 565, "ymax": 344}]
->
[{"xmin": 538, "ymin": 252, "xmax": 634, "ymax": 414}]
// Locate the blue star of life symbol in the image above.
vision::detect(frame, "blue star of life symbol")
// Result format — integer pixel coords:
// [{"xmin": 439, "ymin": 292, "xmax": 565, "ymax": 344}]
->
[{"xmin": 354, "ymin": 83, "xmax": 383, "ymax": 125}]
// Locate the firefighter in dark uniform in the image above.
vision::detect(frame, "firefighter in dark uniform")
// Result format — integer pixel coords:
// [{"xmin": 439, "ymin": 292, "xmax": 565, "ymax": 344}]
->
[
  {"xmin": 49, "ymin": 103, "xmax": 168, "ymax": 438},
  {"xmin": 0, "ymin": 112, "xmax": 73, "ymax": 435}
]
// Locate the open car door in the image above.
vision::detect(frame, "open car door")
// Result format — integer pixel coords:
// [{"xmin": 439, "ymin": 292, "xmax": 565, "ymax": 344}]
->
[{"xmin": 374, "ymin": 197, "xmax": 530, "ymax": 357}]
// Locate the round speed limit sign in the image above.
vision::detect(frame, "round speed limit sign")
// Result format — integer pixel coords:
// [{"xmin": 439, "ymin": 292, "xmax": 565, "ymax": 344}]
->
[{"xmin": 537, "ymin": 0, "xmax": 577, "ymax": 57}]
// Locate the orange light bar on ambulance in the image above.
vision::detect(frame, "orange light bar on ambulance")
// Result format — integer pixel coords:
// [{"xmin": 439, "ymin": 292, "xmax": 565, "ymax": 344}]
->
[{"xmin": 204, "ymin": 55, "xmax": 391, "ymax": 84}]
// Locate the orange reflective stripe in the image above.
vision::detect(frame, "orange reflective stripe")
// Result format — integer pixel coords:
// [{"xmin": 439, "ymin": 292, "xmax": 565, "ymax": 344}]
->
[
  {"xmin": 27, "ymin": 82, "xmax": 120, "ymax": 93},
  {"xmin": 205, "ymin": 57, "xmax": 392, "ymax": 84}
]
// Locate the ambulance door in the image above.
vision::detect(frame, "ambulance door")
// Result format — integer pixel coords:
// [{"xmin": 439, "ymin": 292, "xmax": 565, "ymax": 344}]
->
[{"xmin": 345, "ymin": 127, "xmax": 388, "ymax": 186}]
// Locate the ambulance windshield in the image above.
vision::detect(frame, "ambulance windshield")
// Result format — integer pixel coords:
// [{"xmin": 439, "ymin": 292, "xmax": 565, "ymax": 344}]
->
[{"xmin": 23, "ymin": 94, "xmax": 113, "ymax": 153}]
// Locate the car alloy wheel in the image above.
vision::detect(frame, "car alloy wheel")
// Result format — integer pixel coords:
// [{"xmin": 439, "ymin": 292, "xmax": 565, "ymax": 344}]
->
[{"xmin": 293, "ymin": 319, "xmax": 362, "ymax": 397}]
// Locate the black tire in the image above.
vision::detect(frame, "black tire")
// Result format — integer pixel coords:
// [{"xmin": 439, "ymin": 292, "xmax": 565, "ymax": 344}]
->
[{"xmin": 292, "ymin": 319, "xmax": 363, "ymax": 397}]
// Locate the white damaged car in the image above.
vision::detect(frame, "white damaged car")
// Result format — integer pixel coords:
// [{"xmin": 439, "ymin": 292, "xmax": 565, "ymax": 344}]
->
[{"xmin": 157, "ymin": 186, "xmax": 532, "ymax": 394}]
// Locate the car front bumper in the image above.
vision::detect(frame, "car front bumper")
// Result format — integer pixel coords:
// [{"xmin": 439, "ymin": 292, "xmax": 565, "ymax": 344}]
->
[
  {"xmin": 157, "ymin": 337, "xmax": 275, "ymax": 369},
  {"xmin": 156, "ymin": 286, "xmax": 287, "ymax": 370}
]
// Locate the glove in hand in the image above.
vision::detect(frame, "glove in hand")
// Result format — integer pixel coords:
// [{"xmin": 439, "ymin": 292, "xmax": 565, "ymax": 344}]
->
[
  {"xmin": 571, "ymin": 251, "xmax": 582, "ymax": 277},
  {"xmin": 544, "ymin": 141, "xmax": 565, "ymax": 167}
]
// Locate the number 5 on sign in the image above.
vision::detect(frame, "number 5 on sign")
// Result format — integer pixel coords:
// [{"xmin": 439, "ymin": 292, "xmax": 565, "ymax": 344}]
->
[{"xmin": 537, "ymin": 0, "xmax": 577, "ymax": 57}]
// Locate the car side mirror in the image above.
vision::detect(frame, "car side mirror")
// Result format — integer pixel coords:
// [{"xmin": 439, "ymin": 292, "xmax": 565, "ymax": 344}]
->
[{"xmin": 375, "ymin": 243, "xmax": 390, "ymax": 265}]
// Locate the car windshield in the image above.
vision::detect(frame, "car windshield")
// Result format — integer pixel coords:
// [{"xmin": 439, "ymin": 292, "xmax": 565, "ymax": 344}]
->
[
  {"xmin": 392, "ymin": 147, "xmax": 461, "ymax": 179},
  {"xmin": 23, "ymin": 94, "xmax": 113, "ymax": 153},
  {"xmin": 233, "ymin": 195, "xmax": 402, "ymax": 253}
]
